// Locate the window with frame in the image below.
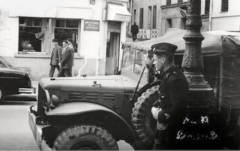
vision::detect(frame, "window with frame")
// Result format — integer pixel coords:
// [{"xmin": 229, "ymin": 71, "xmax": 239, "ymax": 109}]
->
[
  {"xmin": 221, "ymin": 0, "xmax": 228, "ymax": 12},
  {"xmin": 18, "ymin": 17, "xmax": 80, "ymax": 53},
  {"xmin": 153, "ymin": 5, "xmax": 157, "ymax": 29},
  {"xmin": 140, "ymin": 8, "xmax": 144, "ymax": 29},
  {"xmin": 19, "ymin": 17, "xmax": 47, "ymax": 52},
  {"xmin": 167, "ymin": 0, "xmax": 171, "ymax": 5},
  {"xmin": 54, "ymin": 19, "xmax": 79, "ymax": 53},
  {"xmin": 205, "ymin": 0, "xmax": 210, "ymax": 15},
  {"xmin": 167, "ymin": 19, "xmax": 172, "ymax": 28}
]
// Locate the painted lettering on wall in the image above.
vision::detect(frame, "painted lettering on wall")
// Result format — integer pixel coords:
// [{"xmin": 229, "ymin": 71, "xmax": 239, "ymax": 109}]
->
[{"xmin": 84, "ymin": 20, "xmax": 100, "ymax": 31}]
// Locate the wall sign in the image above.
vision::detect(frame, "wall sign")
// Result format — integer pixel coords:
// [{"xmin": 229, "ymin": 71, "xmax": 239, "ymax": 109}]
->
[{"xmin": 84, "ymin": 20, "xmax": 100, "ymax": 31}]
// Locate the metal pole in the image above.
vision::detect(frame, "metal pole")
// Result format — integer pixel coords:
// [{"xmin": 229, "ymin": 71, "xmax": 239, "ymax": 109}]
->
[{"xmin": 182, "ymin": 0, "xmax": 212, "ymax": 114}]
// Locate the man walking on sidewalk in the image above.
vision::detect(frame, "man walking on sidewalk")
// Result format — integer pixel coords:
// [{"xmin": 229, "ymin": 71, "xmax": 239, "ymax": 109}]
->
[
  {"xmin": 131, "ymin": 22, "xmax": 139, "ymax": 41},
  {"xmin": 57, "ymin": 40, "xmax": 73, "ymax": 77},
  {"xmin": 67, "ymin": 38, "xmax": 74, "ymax": 75},
  {"xmin": 49, "ymin": 39, "xmax": 61, "ymax": 77}
]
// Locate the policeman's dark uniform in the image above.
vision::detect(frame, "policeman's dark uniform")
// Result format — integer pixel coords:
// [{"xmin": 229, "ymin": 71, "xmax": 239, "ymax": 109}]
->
[{"xmin": 152, "ymin": 43, "xmax": 189, "ymax": 149}]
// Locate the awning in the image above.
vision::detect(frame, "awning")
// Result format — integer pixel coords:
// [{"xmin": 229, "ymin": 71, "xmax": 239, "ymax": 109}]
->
[
  {"xmin": 107, "ymin": 4, "xmax": 131, "ymax": 22},
  {"xmin": 10, "ymin": 7, "xmax": 92, "ymax": 19}
]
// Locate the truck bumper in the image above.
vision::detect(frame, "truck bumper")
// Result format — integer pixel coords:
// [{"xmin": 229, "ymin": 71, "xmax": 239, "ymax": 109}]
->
[{"xmin": 28, "ymin": 107, "xmax": 52, "ymax": 151}]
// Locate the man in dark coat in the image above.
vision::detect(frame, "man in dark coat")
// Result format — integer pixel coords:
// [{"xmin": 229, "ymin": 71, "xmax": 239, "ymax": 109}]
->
[
  {"xmin": 151, "ymin": 43, "xmax": 189, "ymax": 149},
  {"xmin": 131, "ymin": 22, "xmax": 139, "ymax": 41},
  {"xmin": 49, "ymin": 39, "xmax": 62, "ymax": 77},
  {"xmin": 67, "ymin": 38, "xmax": 74, "ymax": 75},
  {"xmin": 57, "ymin": 40, "xmax": 73, "ymax": 77}
]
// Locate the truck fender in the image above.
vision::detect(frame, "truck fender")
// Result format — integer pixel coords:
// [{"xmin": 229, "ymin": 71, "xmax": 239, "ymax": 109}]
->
[{"xmin": 46, "ymin": 102, "xmax": 136, "ymax": 143}]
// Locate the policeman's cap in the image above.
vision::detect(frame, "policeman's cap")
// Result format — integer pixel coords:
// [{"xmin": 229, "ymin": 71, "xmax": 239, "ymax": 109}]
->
[{"xmin": 151, "ymin": 42, "xmax": 177, "ymax": 56}]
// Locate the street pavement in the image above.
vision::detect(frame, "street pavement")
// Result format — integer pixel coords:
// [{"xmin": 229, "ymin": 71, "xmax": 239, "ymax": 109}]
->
[{"xmin": 0, "ymin": 101, "xmax": 39, "ymax": 150}]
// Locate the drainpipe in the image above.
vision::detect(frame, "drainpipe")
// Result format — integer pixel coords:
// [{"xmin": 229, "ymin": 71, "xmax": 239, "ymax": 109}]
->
[
  {"xmin": 209, "ymin": 0, "xmax": 213, "ymax": 31},
  {"xmin": 128, "ymin": 0, "xmax": 133, "ymax": 37}
]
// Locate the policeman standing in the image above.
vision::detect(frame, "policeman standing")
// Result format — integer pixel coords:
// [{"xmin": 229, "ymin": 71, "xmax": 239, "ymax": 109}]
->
[{"xmin": 150, "ymin": 43, "xmax": 189, "ymax": 149}]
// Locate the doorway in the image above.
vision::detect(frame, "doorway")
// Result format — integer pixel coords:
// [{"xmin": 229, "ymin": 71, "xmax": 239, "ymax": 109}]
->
[{"xmin": 105, "ymin": 32, "xmax": 120, "ymax": 75}]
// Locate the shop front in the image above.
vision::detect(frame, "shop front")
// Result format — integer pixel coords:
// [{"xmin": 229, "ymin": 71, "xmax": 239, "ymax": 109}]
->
[{"xmin": 0, "ymin": 0, "xmax": 130, "ymax": 80}]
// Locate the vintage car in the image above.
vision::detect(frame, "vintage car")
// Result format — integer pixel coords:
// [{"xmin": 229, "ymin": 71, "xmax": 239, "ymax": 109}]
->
[{"xmin": 0, "ymin": 56, "xmax": 36, "ymax": 102}]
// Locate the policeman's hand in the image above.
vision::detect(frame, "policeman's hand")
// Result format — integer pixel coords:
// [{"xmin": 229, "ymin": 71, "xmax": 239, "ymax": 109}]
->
[
  {"xmin": 59, "ymin": 63, "xmax": 62, "ymax": 68},
  {"xmin": 151, "ymin": 107, "xmax": 161, "ymax": 120},
  {"xmin": 145, "ymin": 57, "xmax": 153, "ymax": 69}
]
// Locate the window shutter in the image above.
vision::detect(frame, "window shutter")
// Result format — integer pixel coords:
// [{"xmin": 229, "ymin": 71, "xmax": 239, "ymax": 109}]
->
[
  {"xmin": 178, "ymin": 0, "xmax": 183, "ymax": 3},
  {"xmin": 167, "ymin": 0, "xmax": 171, "ymax": 5},
  {"xmin": 205, "ymin": 0, "xmax": 210, "ymax": 15},
  {"xmin": 140, "ymin": 8, "xmax": 144, "ymax": 29},
  {"xmin": 221, "ymin": 0, "xmax": 228, "ymax": 12}
]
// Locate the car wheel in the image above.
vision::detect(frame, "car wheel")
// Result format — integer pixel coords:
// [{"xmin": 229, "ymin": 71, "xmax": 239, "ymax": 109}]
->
[
  {"xmin": 53, "ymin": 125, "xmax": 119, "ymax": 150},
  {"xmin": 0, "ymin": 86, "xmax": 5, "ymax": 103},
  {"xmin": 131, "ymin": 85, "xmax": 159, "ymax": 148}
]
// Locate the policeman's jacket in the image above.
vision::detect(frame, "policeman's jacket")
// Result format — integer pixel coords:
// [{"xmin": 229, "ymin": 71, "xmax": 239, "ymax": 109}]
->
[{"xmin": 157, "ymin": 65, "xmax": 189, "ymax": 124}]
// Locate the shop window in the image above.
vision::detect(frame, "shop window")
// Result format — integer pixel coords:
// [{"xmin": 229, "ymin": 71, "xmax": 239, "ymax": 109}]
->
[
  {"xmin": 221, "ymin": 0, "xmax": 228, "ymax": 12},
  {"xmin": 19, "ymin": 17, "xmax": 47, "ymax": 52},
  {"xmin": 152, "ymin": 5, "xmax": 157, "ymax": 29},
  {"xmin": 139, "ymin": 8, "xmax": 144, "ymax": 29},
  {"xmin": 166, "ymin": 0, "xmax": 171, "ymax": 5},
  {"xmin": 54, "ymin": 19, "xmax": 79, "ymax": 53}
]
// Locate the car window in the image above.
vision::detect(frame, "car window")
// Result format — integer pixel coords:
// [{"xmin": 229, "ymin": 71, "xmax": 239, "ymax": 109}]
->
[
  {"xmin": 0, "ymin": 57, "xmax": 12, "ymax": 68},
  {"xmin": 0, "ymin": 61, "xmax": 7, "ymax": 68}
]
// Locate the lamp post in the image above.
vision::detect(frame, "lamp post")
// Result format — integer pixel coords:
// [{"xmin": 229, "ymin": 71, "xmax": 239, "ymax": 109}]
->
[
  {"xmin": 179, "ymin": 0, "xmax": 219, "ymax": 149},
  {"xmin": 183, "ymin": 0, "xmax": 212, "ymax": 119}
]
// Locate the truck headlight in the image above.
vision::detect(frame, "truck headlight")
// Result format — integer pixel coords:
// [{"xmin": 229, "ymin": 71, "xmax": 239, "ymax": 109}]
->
[{"xmin": 51, "ymin": 95, "xmax": 59, "ymax": 106}]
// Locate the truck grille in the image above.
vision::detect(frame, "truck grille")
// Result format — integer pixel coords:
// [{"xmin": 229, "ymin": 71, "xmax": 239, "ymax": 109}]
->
[{"xmin": 68, "ymin": 92, "xmax": 116, "ymax": 102}]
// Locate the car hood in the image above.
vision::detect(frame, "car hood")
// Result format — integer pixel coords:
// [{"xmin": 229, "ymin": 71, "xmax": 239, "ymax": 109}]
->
[
  {"xmin": 0, "ymin": 67, "xmax": 27, "ymax": 76},
  {"xmin": 39, "ymin": 75, "xmax": 143, "ymax": 94}
]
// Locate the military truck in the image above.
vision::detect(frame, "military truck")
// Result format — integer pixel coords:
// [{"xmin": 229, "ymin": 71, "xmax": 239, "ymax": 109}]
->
[{"xmin": 29, "ymin": 29, "xmax": 240, "ymax": 150}]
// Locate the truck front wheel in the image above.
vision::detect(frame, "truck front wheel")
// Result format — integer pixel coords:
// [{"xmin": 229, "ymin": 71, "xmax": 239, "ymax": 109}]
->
[
  {"xmin": 131, "ymin": 85, "xmax": 159, "ymax": 148},
  {"xmin": 53, "ymin": 125, "xmax": 119, "ymax": 150}
]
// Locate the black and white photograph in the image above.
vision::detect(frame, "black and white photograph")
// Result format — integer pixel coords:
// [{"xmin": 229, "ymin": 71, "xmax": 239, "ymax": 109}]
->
[{"xmin": 0, "ymin": 0, "xmax": 240, "ymax": 150}]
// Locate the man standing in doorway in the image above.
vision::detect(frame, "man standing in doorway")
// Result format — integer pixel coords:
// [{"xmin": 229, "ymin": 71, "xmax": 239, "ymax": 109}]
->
[
  {"xmin": 131, "ymin": 22, "xmax": 139, "ymax": 41},
  {"xmin": 150, "ymin": 43, "xmax": 189, "ymax": 149},
  {"xmin": 57, "ymin": 40, "xmax": 73, "ymax": 77},
  {"xmin": 49, "ymin": 39, "xmax": 61, "ymax": 77}
]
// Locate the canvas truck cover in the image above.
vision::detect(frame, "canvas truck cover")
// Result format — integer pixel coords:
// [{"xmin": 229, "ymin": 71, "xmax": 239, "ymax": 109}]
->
[{"xmin": 123, "ymin": 28, "xmax": 240, "ymax": 108}]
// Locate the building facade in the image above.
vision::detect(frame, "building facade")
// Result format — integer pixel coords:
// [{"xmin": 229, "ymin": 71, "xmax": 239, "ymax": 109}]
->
[
  {"xmin": 130, "ymin": 0, "xmax": 210, "ymax": 38},
  {"xmin": 211, "ymin": 0, "xmax": 240, "ymax": 31},
  {"xmin": 0, "ymin": 0, "xmax": 130, "ymax": 79},
  {"xmin": 131, "ymin": 0, "xmax": 161, "ymax": 39}
]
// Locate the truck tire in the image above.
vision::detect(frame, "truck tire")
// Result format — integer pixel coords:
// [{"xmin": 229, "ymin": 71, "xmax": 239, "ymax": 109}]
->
[
  {"xmin": 0, "ymin": 87, "xmax": 5, "ymax": 103},
  {"xmin": 53, "ymin": 125, "xmax": 119, "ymax": 150},
  {"xmin": 131, "ymin": 85, "xmax": 159, "ymax": 147}
]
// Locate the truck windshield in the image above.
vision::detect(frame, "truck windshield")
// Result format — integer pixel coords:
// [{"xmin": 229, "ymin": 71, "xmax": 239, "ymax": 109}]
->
[{"xmin": 122, "ymin": 47, "xmax": 148, "ymax": 78}]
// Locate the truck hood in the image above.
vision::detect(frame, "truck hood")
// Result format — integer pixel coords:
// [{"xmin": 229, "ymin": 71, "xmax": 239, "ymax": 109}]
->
[{"xmin": 39, "ymin": 75, "xmax": 141, "ymax": 93}]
